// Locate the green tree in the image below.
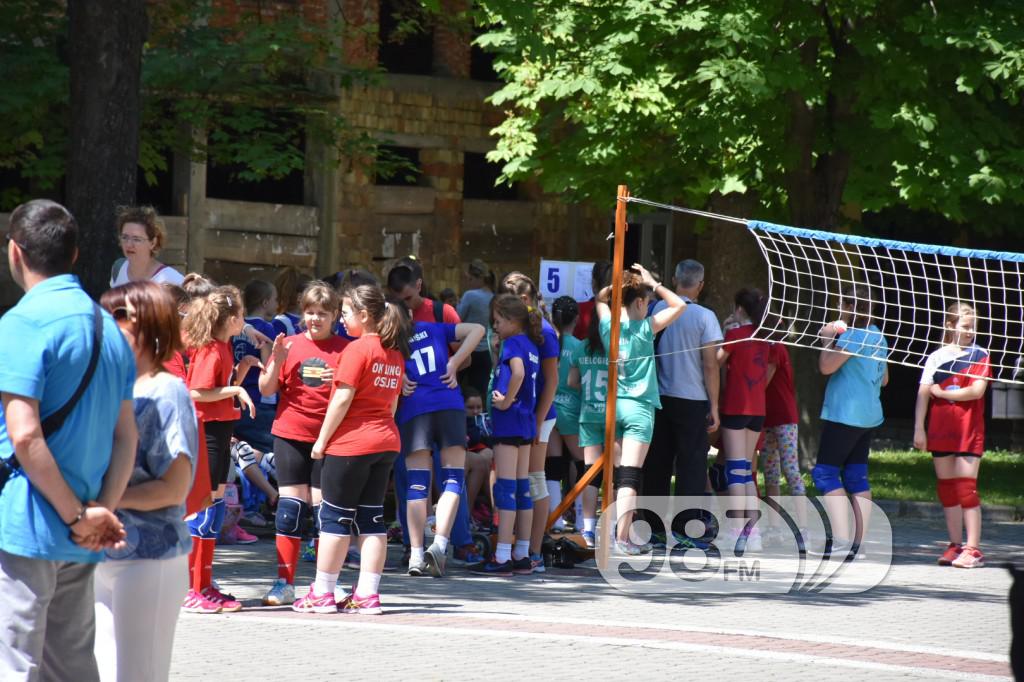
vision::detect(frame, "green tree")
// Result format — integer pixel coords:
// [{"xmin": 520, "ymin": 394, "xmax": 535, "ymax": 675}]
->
[{"xmin": 475, "ymin": 0, "xmax": 1024, "ymax": 457}]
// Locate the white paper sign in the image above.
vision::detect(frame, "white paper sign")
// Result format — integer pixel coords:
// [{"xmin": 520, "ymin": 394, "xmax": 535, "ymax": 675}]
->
[{"xmin": 539, "ymin": 259, "xmax": 595, "ymax": 303}]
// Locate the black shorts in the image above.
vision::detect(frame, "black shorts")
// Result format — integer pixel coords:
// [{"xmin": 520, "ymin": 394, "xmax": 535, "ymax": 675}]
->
[
  {"xmin": 274, "ymin": 436, "xmax": 324, "ymax": 488},
  {"xmin": 320, "ymin": 451, "xmax": 398, "ymax": 509},
  {"xmin": 399, "ymin": 410, "xmax": 466, "ymax": 454},
  {"xmin": 931, "ymin": 451, "xmax": 982, "ymax": 458},
  {"xmin": 720, "ymin": 414, "xmax": 765, "ymax": 432},
  {"xmin": 204, "ymin": 420, "xmax": 236, "ymax": 490},
  {"xmin": 493, "ymin": 436, "xmax": 531, "ymax": 446},
  {"xmin": 816, "ymin": 420, "xmax": 874, "ymax": 468}
]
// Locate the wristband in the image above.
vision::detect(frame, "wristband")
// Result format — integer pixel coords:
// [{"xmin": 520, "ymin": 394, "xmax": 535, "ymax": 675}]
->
[{"xmin": 66, "ymin": 505, "xmax": 86, "ymax": 527}]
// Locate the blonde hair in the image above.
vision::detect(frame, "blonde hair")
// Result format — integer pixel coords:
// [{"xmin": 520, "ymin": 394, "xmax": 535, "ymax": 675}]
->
[
  {"xmin": 184, "ymin": 285, "xmax": 242, "ymax": 348},
  {"xmin": 942, "ymin": 301, "xmax": 976, "ymax": 346},
  {"xmin": 116, "ymin": 205, "xmax": 167, "ymax": 253}
]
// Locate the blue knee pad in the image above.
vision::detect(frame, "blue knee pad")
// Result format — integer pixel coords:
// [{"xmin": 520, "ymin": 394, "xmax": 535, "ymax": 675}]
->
[
  {"xmin": 494, "ymin": 478, "xmax": 516, "ymax": 511},
  {"xmin": 441, "ymin": 467, "xmax": 464, "ymax": 496},
  {"xmin": 516, "ymin": 478, "xmax": 533, "ymax": 511},
  {"xmin": 407, "ymin": 468, "xmax": 431, "ymax": 502},
  {"xmin": 812, "ymin": 463, "xmax": 843, "ymax": 494},
  {"xmin": 356, "ymin": 505, "xmax": 386, "ymax": 535},
  {"xmin": 319, "ymin": 500, "xmax": 356, "ymax": 537},
  {"xmin": 725, "ymin": 460, "xmax": 752, "ymax": 487},
  {"xmin": 210, "ymin": 497, "xmax": 226, "ymax": 534},
  {"xmin": 842, "ymin": 463, "xmax": 870, "ymax": 494},
  {"xmin": 312, "ymin": 504, "xmax": 321, "ymax": 538},
  {"xmin": 275, "ymin": 496, "xmax": 308, "ymax": 538},
  {"xmin": 188, "ymin": 504, "xmax": 219, "ymax": 540}
]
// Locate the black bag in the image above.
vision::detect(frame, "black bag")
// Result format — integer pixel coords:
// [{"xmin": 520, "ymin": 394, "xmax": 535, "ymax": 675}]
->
[{"xmin": 0, "ymin": 303, "xmax": 104, "ymax": 492}]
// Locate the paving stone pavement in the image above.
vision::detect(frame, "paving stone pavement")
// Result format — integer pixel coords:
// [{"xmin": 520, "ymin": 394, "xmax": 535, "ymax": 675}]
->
[{"xmin": 171, "ymin": 518, "xmax": 1021, "ymax": 680}]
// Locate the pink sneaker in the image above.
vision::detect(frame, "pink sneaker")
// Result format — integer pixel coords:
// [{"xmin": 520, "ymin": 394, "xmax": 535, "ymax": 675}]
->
[
  {"xmin": 937, "ymin": 542, "xmax": 962, "ymax": 566},
  {"xmin": 340, "ymin": 591, "xmax": 382, "ymax": 615},
  {"xmin": 182, "ymin": 589, "xmax": 222, "ymax": 614},
  {"xmin": 292, "ymin": 585, "xmax": 338, "ymax": 614},
  {"xmin": 201, "ymin": 585, "xmax": 242, "ymax": 612},
  {"xmin": 952, "ymin": 546, "xmax": 985, "ymax": 569},
  {"xmin": 220, "ymin": 525, "xmax": 259, "ymax": 545}
]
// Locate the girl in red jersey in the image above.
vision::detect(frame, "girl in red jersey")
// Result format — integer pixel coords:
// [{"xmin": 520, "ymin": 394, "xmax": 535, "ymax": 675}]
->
[
  {"xmin": 183, "ymin": 285, "xmax": 256, "ymax": 613},
  {"xmin": 259, "ymin": 282, "xmax": 350, "ymax": 605},
  {"xmin": 293, "ymin": 285, "xmax": 410, "ymax": 614},
  {"xmin": 914, "ymin": 302, "xmax": 991, "ymax": 569},
  {"xmin": 717, "ymin": 289, "xmax": 770, "ymax": 550}
]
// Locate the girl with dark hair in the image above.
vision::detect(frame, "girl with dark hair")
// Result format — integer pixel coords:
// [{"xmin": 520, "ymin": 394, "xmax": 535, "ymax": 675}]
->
[
  {"xmin": 294, "ymin": 285, "xmax": 410, "ymax": 614},
  {"xmin": 469, "ymin": 294, "xmax": 542, "ymax": 576},
  {"xmin": 716, "ymin": 288, "xmax": 771, "ymax": 550},
  {"xmin": 94, "ymin": 281, "xmax": 197, "ymax": 679},
  {"xmin": 232, "ymin": 280, "xmax": 278, "ymax": 455},
  {"xmin": 547, "ymin": 296, "xmax": 584, "ymax": 531}
]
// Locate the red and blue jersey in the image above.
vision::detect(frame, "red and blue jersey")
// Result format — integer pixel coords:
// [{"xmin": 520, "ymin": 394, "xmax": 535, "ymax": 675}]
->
[
  {"xmin": 232, "ymin": 316, "xmax": 277, "ymax": 407},
  {"xmin": 536, "ymin": 318, "xmax": 560, "ymax": 421},
  {"xmin": 491, "ymin": 334, "xmax": 540, "ymax": 439},
  {"xmin": 920, "ymin": 344, "xmax": 990, "ymax": 455},
  {"xmin": 397, "ymin": 322, "xmax": 465, "ymax": 424}
]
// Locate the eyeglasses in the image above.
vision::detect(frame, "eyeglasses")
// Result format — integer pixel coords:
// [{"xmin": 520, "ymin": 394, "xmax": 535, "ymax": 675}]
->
[{"xmin": 119, "ymin": 234, "xmax": 151, "ymax": 245}]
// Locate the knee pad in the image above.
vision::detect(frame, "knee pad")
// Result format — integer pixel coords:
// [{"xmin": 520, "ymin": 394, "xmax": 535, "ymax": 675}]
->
[
  {"xmin": 841, "ymin": 463, "xmax": 870, "ymax": 494},
  {"xmin": 529, "ymin": 471, "xmax": 549, "ymax": 501},
  {"xmin": 318, "ymin": 500, "xmax": 356, "ymax": 537},
  {"xmin": 210, "ymin": 498, "xmax": 227, "ymax": 534},
  {"xmin": 231, "ymin": 439, "xmax": 258, "ymax": 471},
  {"xmin": 188, "ymin": 504, "xmax": 219, "ymax": 540},
  {"xmin": 275, "ymin": 496, "xmax": 309, "ymax": 538},
  {"xmin": 615, "ymin": 465, "xmax": 643, "ymax": 492},
  {"xmin": 356, "ymin": 505, "xmax": 387, "ymax": 535},
  {"xmin": 585, "ymin": 462, "xmax": 603, "ymax": 489},
  {"xmin": 956, "ymin": 477, "xmax": 980, "ymax": 509},
  {"xmin": 811, "ymin": 463, "xmax": 843, "ymax": 494},
  {"xmin": 407, "ymin": 468, "xmax": 431, "ymax": 502},
  {"xmin": 725, "ymin": 460, "xmax": 752, "ymax": 488},
  {"xmin": 312, "ymin": 504, "xmax": 321, "ymax": 538},
  {"xmin": 545, "ymin": 455, "xmax": 568, "ymax": 481},
  {"xmin": 494, "ymin": 478, "xmax": 516, "ymax": 511},
  {"xmin": 936, "ymin": 478, "xmax": 960, "ymax": 507},
  {"xmin": 440, "ymin": 467, "xmax": 465, "ymax": 497},
  {"xmin": 516, "ymin": 478, "xmax": 533, "ymax": 510}
]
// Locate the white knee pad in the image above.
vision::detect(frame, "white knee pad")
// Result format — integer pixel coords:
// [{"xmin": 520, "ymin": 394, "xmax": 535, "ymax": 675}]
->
[{"xmin": 529, "ymin": 471, "xmax": 549, "ymax": 501}]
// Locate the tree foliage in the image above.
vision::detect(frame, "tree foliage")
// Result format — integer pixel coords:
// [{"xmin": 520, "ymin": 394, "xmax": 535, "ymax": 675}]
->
[{"xmin": 476, "ymin": 0, "xmax": 1024, "ymax": 232}]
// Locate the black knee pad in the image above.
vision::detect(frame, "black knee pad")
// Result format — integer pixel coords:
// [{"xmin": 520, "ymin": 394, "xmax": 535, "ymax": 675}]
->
[
  {"xmin": 616, "ymin": 465, "xmax": 643, "ymax": 492},
  {"xmin": 585, "ymin": 462, "xmax": 603, "ymax": 489},
  {"xmin": 545, "ymin": 455, "xmax": 569, "ymax": 482},
  {"xmin": 356, "ymin": 505, "xmax": 386, "ymax": 536}
]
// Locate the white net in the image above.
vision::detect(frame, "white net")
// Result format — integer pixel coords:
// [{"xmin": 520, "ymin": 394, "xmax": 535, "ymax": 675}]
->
[{"xmin": 747, "ymin": 220, "xmax": 1024, "ymax": 384}]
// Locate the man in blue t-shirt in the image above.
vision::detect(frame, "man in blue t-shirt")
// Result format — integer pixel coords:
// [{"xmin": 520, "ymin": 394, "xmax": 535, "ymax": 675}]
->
[{"xmin": 0, "ymin": 200, "xmax": 138, "ymax": 681}]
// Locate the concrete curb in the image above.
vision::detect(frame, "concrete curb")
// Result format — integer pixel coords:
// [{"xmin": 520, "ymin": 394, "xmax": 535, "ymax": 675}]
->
[{"xmin": 875, "ymin": 498, "xmax": 1024, "ymax": 522}]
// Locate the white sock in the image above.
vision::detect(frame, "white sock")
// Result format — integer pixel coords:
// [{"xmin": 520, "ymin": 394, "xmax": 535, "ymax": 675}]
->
[
  {"xmin": 313, "ymin": 570, "xmax": 337, "ymax": 596},
  {"xmin": 583, "ymin": 518, "xmax": 597, "ymax": 534},
  {"xmin": 434, "ymin": 535, "xmax": 449, "ymax": 552},
  {"xmin": 410, "ymin": 546, "xmax": 425, "ymax": 565},
  {"xmin": 496, "ymin": 542, "xmax": 512, "ymax": 563},
  {"xmin": 355, "ymin": 571, "xmax": 382, "ymax": 597},
  {"xmin": 513, "ymin": 540, "xmax": 530, "ymax": 560}
]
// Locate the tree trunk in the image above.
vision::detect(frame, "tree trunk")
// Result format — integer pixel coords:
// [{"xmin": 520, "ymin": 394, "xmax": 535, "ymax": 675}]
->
[{"xmin": 66, "ymin": 0, "xmax": 147, "ymax": 298}]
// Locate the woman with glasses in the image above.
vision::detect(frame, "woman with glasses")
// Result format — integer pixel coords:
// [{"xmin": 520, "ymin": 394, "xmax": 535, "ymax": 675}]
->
[{"xmin": 110, "ymin": 206, "xmax": 185, "ymax": 287}]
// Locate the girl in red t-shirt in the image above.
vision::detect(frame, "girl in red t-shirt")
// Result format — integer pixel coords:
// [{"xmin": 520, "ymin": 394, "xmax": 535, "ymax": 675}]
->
[
  {"xmin": 293, "ymin": 285, "xmax": 410, "ymax": 615},
  {"xmin": 183, "ymin": 285, "xmax": 255, "ymax": 613},
  {"xmin": 717, "ymin": 289, "xmax": 770, "ymax": 549},
  {"xmin": 258, "ymin": 282, "xmax": 350, "ymax": 606},
  {"xmin": 913, "ymin": 302, "xmax": 990, "ymax": 569}
]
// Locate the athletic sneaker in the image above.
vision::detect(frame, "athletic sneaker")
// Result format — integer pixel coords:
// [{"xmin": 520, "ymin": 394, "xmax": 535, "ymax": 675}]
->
[
  {"xmin": 952, "ymin": 546, "xmax": 985, "ymax": 569},
  {"xmin": 671, "ymin": 533, "xmax": 711, "ymax": 551},
  {"xmin": 938, "ymin": 542, "xmax": 963, "ymax": 566},
  {"xmin": 407, "ymin": 557, "xmax": 427, "ymax": 576},
  {"xmin": 241, "ymin": 510, "xmax": 270, "ymax": 528},
  {"xmin": 614, "ymin": 540, "xmax": 652, "ymax": 556},
  {"xmin": 511, "ymin": 556, "xmax": 533, "ymax": 575},
  {"xmin": 339, "ymin": 592, "xmax": 383, "ymax": 615},
  {"xmin": 581, "ymin": 531, "xmax": 596, "ymax": 549},
  {"xmin": 451, "ymin": 544, "xmax": 484, "ymax": 566},
  {"xmin": 529, "ymin": 552, "xmax": 546, "ymax": 574},
  {"xmin": 182, "ymin": 589, "xmax": 222, "ymax": 614},
  {"xmin": 292, "ymin": 586, "xmax": 337, "ymax": 614},
  {"xmin": 300, "ymin": 540, "xmax": 317, "ymax": 563},
  {"xmin": 202, "ymin": 585, "xmax": 242, "ymax": 612},
  {"xmin": 424, "ymin": 543, "xmax": 447, "ymax": 578},
  {"xmin": 746, "ymin": 528, "xmax": 763, "ymax": 552},
  {"xmin": 649, "ymin": 532, "xmax": 668, "ymax": 550},
  {"xmin": 468, "ymin": 557, "xmax": 514, "ymax": 577},
  {"xmin": 262, "ymin": 578, "xmax": 295, "ymax": 606}
]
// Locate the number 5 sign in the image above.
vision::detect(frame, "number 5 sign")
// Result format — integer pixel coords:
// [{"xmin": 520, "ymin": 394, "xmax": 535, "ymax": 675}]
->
[{"xmin": 539, "ymin": 260, "xmax": 595, "ymax": 303}]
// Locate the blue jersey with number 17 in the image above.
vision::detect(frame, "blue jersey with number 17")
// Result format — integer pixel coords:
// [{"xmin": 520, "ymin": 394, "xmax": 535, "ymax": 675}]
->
[{"xmin": 396, "ymin": 322, "xmax": 464, "ymax": 425}]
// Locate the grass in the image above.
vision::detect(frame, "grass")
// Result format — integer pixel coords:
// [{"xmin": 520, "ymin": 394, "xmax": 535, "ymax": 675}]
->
[{"xmin": 756, "ymin": 449, "xmax": 1024, "ymax": 507}]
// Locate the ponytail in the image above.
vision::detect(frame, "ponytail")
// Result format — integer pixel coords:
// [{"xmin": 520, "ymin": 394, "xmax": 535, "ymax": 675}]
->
[
  {"xmin": 346, "ymin": 284, "xmax": 411, "ymax": 357},
  {"xmin": 526, "ymin": 306, "xmax": 543, "ymax": 347},
  {"xmin": 184, "ymin": 285, "xmax": 242, "ymax": 348},
  {"xmin": 492, "ymin": 293, "xmax": 543, "ymax": 347}
]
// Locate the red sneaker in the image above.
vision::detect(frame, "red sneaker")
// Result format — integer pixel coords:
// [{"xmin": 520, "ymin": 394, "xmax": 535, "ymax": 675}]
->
[{"xmin": 937, "ymin": 542, "xmax": 962, "ymax": 566}]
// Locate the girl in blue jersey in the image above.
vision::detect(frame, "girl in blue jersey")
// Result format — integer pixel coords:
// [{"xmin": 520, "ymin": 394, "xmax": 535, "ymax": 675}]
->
[
  {"xmin": 399, "ymin": 312, "xmax": 485, "ymax": 577},
  {"xmin": 470, "ymin": 294, "xmax": 542, "ymax": 576},
  {"xmin": 498, "ymin": 273, "xmax": 559, "ymax": 571}
]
